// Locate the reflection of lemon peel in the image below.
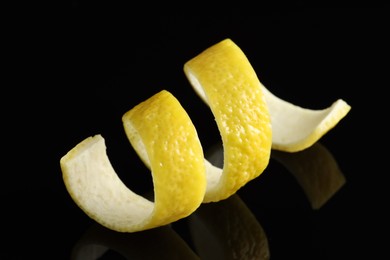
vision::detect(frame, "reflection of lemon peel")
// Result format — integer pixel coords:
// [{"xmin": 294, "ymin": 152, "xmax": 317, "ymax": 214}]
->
[
  {"xmin": 184, "ymin": 38, "xmax": 272, "ymax": 202},
  {"xmin": 189, "ymin": 194, "xmax": 270, "ymax": 260},
  {"xmin": 271, "ymin": 142, "xmax": 346, "ymax": 209},
  {"xmin": 61, "ymin": 90, "xmax": 206, "ymax": 233},
  {"xmin": 263, "ymin": 86, "xmax": 351, "ymax": 152},
  {"xmin": 71, "ymin": 224, "xmax": 200, "ymax": 260}
]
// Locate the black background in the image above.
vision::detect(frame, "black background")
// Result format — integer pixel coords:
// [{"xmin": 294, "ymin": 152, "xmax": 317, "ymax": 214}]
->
[{"xmin": 2, "ymin": 5, "xmax": 388, "ymax": 259}]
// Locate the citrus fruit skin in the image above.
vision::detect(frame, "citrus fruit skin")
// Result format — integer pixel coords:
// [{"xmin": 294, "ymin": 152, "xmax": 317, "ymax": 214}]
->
[
  {"xmin": 122, "ymin": 90, "xmax": 207, "ymax": 223},
  {"xmin": 185, "ymin": 38, "xmax": 351, "ymax": 155},
  {"xmin": 61, "ymin": 135, "xmax": 155, "ymax": 232},
  {"xmin": 61, "ymin": 38, "xmax": 351, "ymax": 233},
  {"xmin": 61, "ymin": 90, "xmax": 206, "ymax": 233},
  {"xmin": 184, "ymin": 38, "xmax": 272, "ymax": 202},
  {"xmin": 262, "ymin": 86, "xmax": 351, "ymax": 152}
]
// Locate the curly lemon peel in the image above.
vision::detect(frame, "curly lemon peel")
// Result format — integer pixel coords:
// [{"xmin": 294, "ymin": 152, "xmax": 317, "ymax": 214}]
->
[
  {"xmin": 61, "ymin": 38, "xmax": 351, "ymax": 233},
  {"xmin": 185, "ymin": 39, "xmax": 351, "ymax": 153},
  {"xmin": 262, "ymin": 86, "xmax": 351, "ymax": 152},
  {"xmin": 184, "ymin": 38, "xmax": 272, "ymax": 202},
  {"xmin": 61, "ymin": 90, "xmax": 206, "ymax": 233}
]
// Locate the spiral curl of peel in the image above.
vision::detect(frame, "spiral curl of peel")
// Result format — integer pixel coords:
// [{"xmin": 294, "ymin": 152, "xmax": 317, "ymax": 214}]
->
[{"xmin": 60, "ymin": 38, "xmax": 350, "ymax": 232}]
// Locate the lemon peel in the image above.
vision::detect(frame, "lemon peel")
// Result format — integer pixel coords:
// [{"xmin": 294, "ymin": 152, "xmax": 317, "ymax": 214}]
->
[
  {"xmin": 60, "ymin": 90, "xmax": 206, "ymax": 233},
  {"xmin": 185, "ymin": 38, "xmax": 351, "ymax": 153},
  {"xmin": 262, "ymin": 86, "xmax": 351, "ymax": 152},
  {"xmin": 61, "ymin": 38, "xmax": 351, "ymax": 234},
  {"xmin": 184, "ymin": 38, "xmax": 272, "ymax": 203}
]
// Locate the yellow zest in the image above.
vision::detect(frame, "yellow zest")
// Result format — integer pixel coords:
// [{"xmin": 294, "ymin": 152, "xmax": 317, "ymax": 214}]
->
[
  {"xmin": 184, "ymin": 39, "xmax": 272, "ymax": 202},
  {"xmin": 60, "ymin": 38, "xmax": 350, "ymax": 233},
  {"xmin": 61, "ymin": 91, "xmax": 206, "ymax": 232}
]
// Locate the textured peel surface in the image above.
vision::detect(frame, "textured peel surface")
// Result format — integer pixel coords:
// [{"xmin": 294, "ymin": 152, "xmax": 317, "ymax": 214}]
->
[
  {"xmin": 61, "ymin": 90, "xmax": 206, "ymax": 232},
  {"xmin": 60, "ymin": 38, "xmax": 350, "ymax": 233},
  {"xmin": 184, "ymin": 38, "xmax": 272, "ymax": 202},
  {"xmin": 262, "ymin": 86, "xmax": 351, "ymax": 152}
]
